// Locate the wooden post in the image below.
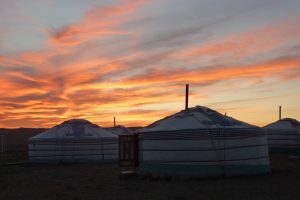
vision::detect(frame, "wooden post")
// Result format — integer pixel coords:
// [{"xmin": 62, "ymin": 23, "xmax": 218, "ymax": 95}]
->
[
  {"xmin": 185, "ymin": 84, "xmax": 189, "ymax": 110},
  {"xmin": 279, "ymin": 106, "xmax": 282, "ymax": 120},
  {"xmin": 114, "ymin": 116, "xmax": 116, "ymax": 127}
]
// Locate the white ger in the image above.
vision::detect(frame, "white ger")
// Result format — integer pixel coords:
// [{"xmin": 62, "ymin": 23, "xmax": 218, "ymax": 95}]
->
[
  {"xmin": 264, "ymin": 118, "xmax": 300, "ymax": 153},
  {"xmin": 106, "ymin": 125, "xmax": 134, "ymax": 136},
  {"xmin": 28, "ymin": 119, "xmax": 118, "ymax": 163},
  {"xmin": 137, "ymin": 106, "xmax": 270, "ymax": 177}
]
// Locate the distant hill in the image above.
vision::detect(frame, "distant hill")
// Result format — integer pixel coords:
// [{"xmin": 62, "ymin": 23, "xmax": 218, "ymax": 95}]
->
[
  {"xmin": 0, "ymin": 128, "xmax": 47, "ymax": 134},
  {"xmin": 0, "ymin": 127, "xmax": 143, "ymax": 145},
  {"xmin": 0, "ymin": 128, "xmax": 47, "ymax": 145}
]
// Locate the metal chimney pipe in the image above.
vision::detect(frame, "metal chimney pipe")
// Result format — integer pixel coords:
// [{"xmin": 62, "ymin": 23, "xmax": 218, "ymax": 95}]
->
[
  {"xmin": 185, "ymin": 84, "xmax": 189, "ymax": 110},
  {"xmin": 279, "ymin": 106, "xmax": 282, "ymax": 120}
]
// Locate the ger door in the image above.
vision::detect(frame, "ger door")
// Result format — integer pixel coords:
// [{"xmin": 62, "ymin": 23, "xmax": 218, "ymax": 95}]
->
[{"xmin": 119, "ymin": 135, "xmax": 139, "ymax": 167}]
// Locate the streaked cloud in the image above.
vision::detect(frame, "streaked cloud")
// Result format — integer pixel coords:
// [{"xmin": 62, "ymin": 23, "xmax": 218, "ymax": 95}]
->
[
  {"xmin": 180, "ymin": 16, "xmax": 300, "ymax": 65},
  {"xmin": 48, "ymin": 0, "xmax": 150, "ymax": 46},
  {"xmin": 0, "ymin": 0, "xmax": 300, "ymax": 128}
]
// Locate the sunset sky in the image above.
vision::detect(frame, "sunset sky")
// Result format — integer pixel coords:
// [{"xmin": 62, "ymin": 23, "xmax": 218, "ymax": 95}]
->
[{"xmin": 0, "ymin": 0, "xmax": 300, "ymax": 128}]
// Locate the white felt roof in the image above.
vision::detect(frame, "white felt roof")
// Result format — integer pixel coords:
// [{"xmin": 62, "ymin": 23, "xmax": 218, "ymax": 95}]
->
[
  {"xmin": 29, "ymin": 119, "xmax": 117, "ymax": 140},
  {"xmin": 264, "ymin": 118, "xmax": 300, "ymax": 129},
  {"xmin": 106, "ymin": 125, "xmax": 133, "ymax": 135},
  {"xmin": 138, "ymin": 106, "xmax": 256, "ymax": 133}
]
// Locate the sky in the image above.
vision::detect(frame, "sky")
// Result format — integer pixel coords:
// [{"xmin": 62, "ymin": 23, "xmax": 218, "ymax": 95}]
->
[{"xmin": 0, "ymin": 0, "xmax": 300, "ymax": 128}]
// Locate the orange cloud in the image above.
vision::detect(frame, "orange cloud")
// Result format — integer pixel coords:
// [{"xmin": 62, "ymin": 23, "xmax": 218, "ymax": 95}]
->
[
  {"xmin": 1, "ymin": 50, "xmax": 300, "ymax": 128},
  {"xmin": 1, "ymin": 3, "xmax": 300, "ymax": 128},
  {"xmin": 119, "ymin": 56, "xmax": 300, "ymax": 86}
]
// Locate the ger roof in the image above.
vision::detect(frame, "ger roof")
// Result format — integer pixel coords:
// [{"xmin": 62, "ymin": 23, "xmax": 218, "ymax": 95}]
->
[
  {"xmin": 264, "ymin": 118, "xmax": 300, "ymax": 129},
  {"xmin": 106, "ymin": 125, "xmax": 133, "ymax": 135},
  {"xmin": 138, "ymin": 106, "xmax": 256, "ymax": 133},
  {"xmin": 29, "ymin": 119, "xmax": 117, "ymax": 140}
]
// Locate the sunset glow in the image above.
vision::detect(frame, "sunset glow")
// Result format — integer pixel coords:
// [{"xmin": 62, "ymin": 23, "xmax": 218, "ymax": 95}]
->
[{"xmin": 1, "ymin": 0, "xmax": 300, "ymax": 128}]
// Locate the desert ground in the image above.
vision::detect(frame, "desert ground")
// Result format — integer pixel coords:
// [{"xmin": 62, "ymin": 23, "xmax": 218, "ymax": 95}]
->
[{"xmin": 1, "ymin": 129, "xmax": 300, "ymax": 200}]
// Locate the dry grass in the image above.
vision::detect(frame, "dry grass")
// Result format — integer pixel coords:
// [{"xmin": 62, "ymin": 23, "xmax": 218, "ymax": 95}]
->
[{"xmin": 1, "ymin": 129, "xmax": 300, "ymax": 200}]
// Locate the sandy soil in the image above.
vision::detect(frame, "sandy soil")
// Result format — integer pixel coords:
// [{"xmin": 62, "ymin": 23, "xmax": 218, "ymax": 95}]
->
[{"xmin": 0, "ymin": 129, "xmax": 300, "ymax": 200}]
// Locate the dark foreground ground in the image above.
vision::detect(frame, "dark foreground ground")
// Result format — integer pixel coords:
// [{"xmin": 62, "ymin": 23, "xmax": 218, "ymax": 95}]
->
[{"xmin": 1, "ymin": 129, "xmax": 300, "ymax": 200}]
